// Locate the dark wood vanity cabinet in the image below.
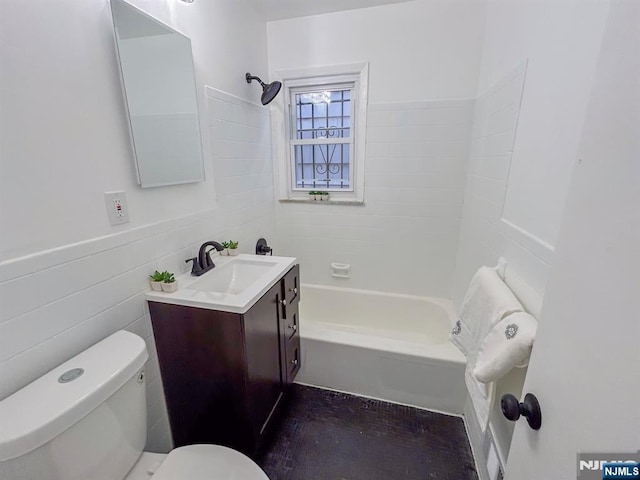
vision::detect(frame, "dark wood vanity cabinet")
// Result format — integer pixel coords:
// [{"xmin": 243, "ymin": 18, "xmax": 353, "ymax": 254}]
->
[{"xmin": 149, "ymin": 264, "xmax": 301, "ymax": 457}]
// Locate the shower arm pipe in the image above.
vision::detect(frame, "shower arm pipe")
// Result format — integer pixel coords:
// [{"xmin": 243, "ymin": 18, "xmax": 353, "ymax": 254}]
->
[{"xmin": 246, "ymin": 73, "xmax": 267, "ymax": 88}]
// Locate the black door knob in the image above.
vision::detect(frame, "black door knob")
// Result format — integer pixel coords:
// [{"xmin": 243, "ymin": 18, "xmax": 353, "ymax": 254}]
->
[{"xmin": 501, "ymin": 393, "xmax": 542, "ymax": 430}]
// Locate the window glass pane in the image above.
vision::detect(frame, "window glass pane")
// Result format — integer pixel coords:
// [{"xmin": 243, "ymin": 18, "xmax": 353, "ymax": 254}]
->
[
  {"xmin": 294, "ymin": 89, "xmax": 351, "ymax": 140},
  {"xmin": 301, "ymin": 119, "xmax": 313, "ymax": 140},
  {"xmin": 328, "ymin": 101, "xmax": 343, "ymax": 117},
  {"xmin": 300, "ymin": 104, "xmax": 312, "ymax": 118},
  {"xmin": 313, "ymin": 117, "xmax": 328, "ymax": 136},
  {"xmin": 329, "ymin": 90, "xmax": 343, "ymax": 102},
  {"xmin": 294, "ymin": 143, "xmax": 351, "ymax": 189},
  {"xmin": 313, "ymin": 102, "xmax": 327, "ymax": 118}
]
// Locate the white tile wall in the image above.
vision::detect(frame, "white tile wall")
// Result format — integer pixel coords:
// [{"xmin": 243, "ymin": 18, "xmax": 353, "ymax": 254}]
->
[
  {"xmin": 275, "ymin": 99, "xmax": 474, "ymax": 297},
  {"xmin": 452, "ymin": 62, "xmax": 551, "ymax": 309},
  {"xmin": 451, "ymin": 62, "xmax": 553, "ymax": 466},
  {"xmin": 206, "ymin": 87, "xmax": 276, "ymax": 251},
  {"xmin": 0, "ymin": 87, "xmax": 275, "ymax": 453}
]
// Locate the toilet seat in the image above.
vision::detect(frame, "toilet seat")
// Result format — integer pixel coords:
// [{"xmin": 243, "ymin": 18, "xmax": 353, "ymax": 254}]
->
[{"xmin": 150, "ymin": 445, "xmax": 270, "ymax": 480}]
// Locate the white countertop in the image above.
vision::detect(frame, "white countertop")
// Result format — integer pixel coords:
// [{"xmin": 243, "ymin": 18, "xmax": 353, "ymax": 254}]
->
[{"xmin": 146, "ymin": 254, "xmax": 297, "ymax": 314}]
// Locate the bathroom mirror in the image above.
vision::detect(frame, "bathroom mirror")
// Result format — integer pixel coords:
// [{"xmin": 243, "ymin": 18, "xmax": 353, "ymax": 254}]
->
[{"xmin": 110, "ymin": 0, "xmax": 205, "ymax": 188}]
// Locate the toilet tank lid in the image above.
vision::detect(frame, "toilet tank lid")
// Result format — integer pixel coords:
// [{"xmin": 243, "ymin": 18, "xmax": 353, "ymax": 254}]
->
[{"xmin": 0, "ymin": 331, "xmax": 148, "ymax": 462}]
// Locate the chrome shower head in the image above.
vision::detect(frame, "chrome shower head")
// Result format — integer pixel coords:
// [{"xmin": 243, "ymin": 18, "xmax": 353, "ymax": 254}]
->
[{"xmin": 245, "ymin": 72, "xmax": 282, "ymax": 105}]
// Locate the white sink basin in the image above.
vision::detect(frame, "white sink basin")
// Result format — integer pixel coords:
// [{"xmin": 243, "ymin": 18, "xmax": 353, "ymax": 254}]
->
[
  {"xmin": 188, "ymin": 259, "xmax": 278, "ymax": 294},
  {"xmin": 145, "ymin": 254, "xmax": 297, "ymax": 314}
]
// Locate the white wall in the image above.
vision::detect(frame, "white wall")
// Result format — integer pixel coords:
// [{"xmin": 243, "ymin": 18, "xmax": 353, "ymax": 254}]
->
[
  {"xmin": 507, "ymin": 1, "xmax": 639, "ymax": 476},
  {"xmin": 0, "ymin": 0, "xmax": 274, "ymax": 452},
  {"xmin": 453, "ymin": 0, "xmax": 612, "ymax": 471},
  {"xmin": 267, "ymin": 0, "xmax": 487, "ymax": 104},
  {"xmin": 267, "ymin": 0, "xmax": 486, "ymax": 296},
  {"xmin": 477, "ymin": 0, "xmax": 610, "ymax": 249},
  {"xmin": 0, "ymin": 0, "xmax": 268, "ymax": 259}
]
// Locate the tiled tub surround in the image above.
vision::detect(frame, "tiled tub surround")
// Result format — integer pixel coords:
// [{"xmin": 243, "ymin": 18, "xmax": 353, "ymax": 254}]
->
[
  {"xmin": 0, "ymin": 87, "xmax": 276, "ymax": 453},
  {"xmin": 452, "ymin": 63, "xmax": 549, "ymax": 474},
  {"xmin": 452, "ymin": 63, "xmax": 550, "ymax": 309},
  {"xmin": 275, "ymin": 99, "xmax": 474, "ymax": 298}
]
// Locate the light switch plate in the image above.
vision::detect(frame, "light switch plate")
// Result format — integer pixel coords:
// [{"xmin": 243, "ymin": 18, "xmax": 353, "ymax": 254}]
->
[{"xmin": 104, "ymin": 191, "xmax": 130, "ymax": 225}]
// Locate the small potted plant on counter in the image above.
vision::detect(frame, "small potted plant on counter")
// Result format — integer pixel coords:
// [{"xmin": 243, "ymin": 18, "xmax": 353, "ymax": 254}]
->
[
  {"xmin": 161, "ymin": 271, "xmax": 178, "ymax": 293},
  {"xmin": 228, "ymin": 240, "xmax": 239, "ymax": 256},
  {"xmin": 220, "ymin": 241, "xmax": 230, "ymax": 255},
  {"xmin": 149, "ymin": 271, "xmax": 165, "ymax": 291}
]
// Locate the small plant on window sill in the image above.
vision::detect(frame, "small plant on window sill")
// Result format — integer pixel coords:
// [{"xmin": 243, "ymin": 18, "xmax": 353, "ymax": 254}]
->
[
  {"xmin": 308, "ymin": 191, "xmax": 330, "ymax": 202},
  {"xmin": 220, "ymin": 241, "xmax": 230, "ymax": 256},
  {"xmin": 228, "ymin": 240, "xmax": 239, "ymax": 256}
]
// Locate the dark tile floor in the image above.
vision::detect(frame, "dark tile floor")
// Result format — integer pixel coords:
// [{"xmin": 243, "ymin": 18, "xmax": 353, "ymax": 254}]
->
[{"xmin": 258, "ymin": 384, "xmax": 478, "ymax": 480}]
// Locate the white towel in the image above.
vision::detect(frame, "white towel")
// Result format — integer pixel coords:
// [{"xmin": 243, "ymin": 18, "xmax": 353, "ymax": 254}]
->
[
  {"xmin": 474, "ymin": 312, "xmax": 538, "ymax": 383},
  {"xmin": 450, "ymin": 266, "xmax": 524, "ymax": 431}
]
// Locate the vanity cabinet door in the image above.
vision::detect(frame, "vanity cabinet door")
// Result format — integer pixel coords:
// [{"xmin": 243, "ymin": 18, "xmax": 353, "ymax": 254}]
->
[
  {"xmin": 149, "ymin": 302, "xmax": 251, "ymax": 451},
  {"xmin": 243, "ymin": 282, "xmax": 284, "ymax": 440}
]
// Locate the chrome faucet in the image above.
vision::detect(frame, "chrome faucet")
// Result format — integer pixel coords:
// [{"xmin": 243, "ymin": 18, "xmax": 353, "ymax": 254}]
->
[{"xmin": 185, "ymin": 241, "xmax": 225, "ymax": 276}]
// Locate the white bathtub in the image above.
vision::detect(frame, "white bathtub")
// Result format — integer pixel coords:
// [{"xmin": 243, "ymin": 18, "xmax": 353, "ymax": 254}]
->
[{"xmin": 296, "ymin": 284, "xmax": 467, "ymax": 414}]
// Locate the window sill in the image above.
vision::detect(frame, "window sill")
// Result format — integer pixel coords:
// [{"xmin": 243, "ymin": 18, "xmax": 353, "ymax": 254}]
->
[{"xmin": 278, "ymin": 198, "xmax": 365, "ymax": 206}]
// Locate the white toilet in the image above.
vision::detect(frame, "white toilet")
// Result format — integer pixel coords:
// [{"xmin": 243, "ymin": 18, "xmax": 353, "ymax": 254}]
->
[{"xmin": 0, "ymin": 330, "xmax": 270, "ymax": 480}]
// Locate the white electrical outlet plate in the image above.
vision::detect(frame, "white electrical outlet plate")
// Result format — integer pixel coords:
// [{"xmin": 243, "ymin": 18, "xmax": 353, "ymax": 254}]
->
[{"xmin": 104, "ymin": 191, "xmax": 130, "ymax": 225}]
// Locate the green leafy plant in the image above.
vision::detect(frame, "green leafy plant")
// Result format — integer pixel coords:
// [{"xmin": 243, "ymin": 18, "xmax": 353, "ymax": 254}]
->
[
  {"xmin": 162, "ymin": 271, "xmax": 176, "ymax": 284},
  {"xmin": 221, "ymin": 241, "xmax": 231, "ymax": 249},
  {"xmin": 308, "ymin": 191, "xmax": 318, "ymax": 196},
  {"xmin": 228, "ymin": 240, "xmax": 239, "ymax": 249},
  {"xmin": 149, "ymin": 270, "xmax": 165, "ymax": 282}
]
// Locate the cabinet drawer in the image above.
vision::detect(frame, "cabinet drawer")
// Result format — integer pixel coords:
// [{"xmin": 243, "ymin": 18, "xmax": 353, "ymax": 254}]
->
[
  {"xmin": 285, "ymin": 333, "xmax": 301, "ymax": 384},
  {"xmin": 282, "ymin": 264, "xmax": 300, "ymax": 307},
  {"xmin": 283, "ymin": 302, "xmax": 299, "ymax": 340}
]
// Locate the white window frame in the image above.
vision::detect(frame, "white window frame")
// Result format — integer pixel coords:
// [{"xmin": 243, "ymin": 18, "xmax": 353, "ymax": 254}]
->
[{"xmin": 272, "ymin": 63, "xmax": 369, "ymax": 203}]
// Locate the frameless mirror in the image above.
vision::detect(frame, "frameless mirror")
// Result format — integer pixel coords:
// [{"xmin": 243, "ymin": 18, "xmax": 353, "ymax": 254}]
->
[{"xmin": 110, "ymin": 0, "xmax": 205, "ymax": 188}]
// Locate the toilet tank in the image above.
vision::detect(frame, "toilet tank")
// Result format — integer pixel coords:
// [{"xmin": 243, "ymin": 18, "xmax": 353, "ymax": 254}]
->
[{"xmin": 0, "ymin": 331, "xmax": 149, "ymax": 480}]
